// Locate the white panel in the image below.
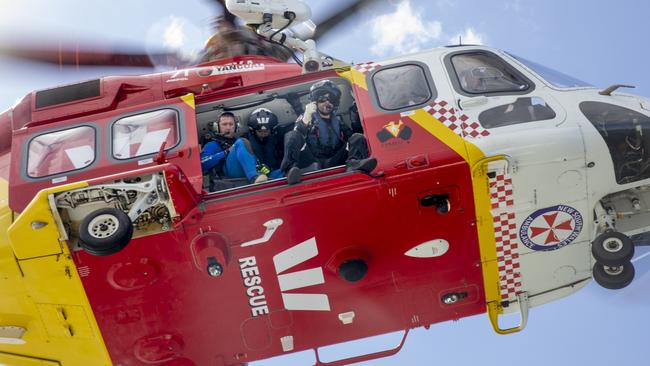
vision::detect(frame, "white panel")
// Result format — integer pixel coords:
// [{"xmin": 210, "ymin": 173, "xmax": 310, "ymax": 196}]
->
[
  {"xmin": 280, "ymin": 335, "xmax": 294, "ymax": 352},
  {"xmin": 64, "ymin": 145, "xmax": 94, "ymax": 169},
  {"xmin": 277, "ymin": 267, "xmax": 324, "ymax": 292},
  {"xmin": 404, "ymin": 239, "xmax": 449, "ymax": 258},
  {"xmin": 338, "ymin": 311, "xmax": 355, "ymax": 324},
  {"xmin": 282, "ymin": 293, "xmax": 330, "ymax": 311},
  {"xmin": 273, "ymin": 237, "xmax": 318, "ymax": 274},
  {"xmin": 113, "ymin": 136, "xmax": 131, "ymax": 158},
  {"xmin": 135, "ymin": 128, "xmax": 171, "ymax": 156}
]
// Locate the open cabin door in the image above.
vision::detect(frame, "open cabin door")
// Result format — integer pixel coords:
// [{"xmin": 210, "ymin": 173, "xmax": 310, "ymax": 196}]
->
[
  {"xmin": 7, "ymin": 93, "xmax": 202, "ymax": 263},
  {"xmin": 9, "ymin": 94, "xmax": 202, "ymax": 212}
]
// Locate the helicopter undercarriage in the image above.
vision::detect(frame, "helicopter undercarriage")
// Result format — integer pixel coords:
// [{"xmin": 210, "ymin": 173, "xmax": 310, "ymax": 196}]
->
[
  {"xmin": 592, "ymin": 185, "xmax": 650, "ymax": 289},
  {"xmin": 54, "ymin": 172, "xmax": 175, "ymax": 256}
]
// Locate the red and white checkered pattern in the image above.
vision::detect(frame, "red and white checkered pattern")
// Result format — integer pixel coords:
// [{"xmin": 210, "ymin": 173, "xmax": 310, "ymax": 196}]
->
[
  {"xmin": 489, "ymin": 173, "xmax": 521, "ymax": 301},
  {"xmin": 422, "ymin": 100, "xmax": 490, "ymax": 138},
  {"xmin": 422, "ymin": 100, "xmax": 460, "ymax": 136},
  {"xmin": 490, "ymin": 173, "xmax": 514, "ymax": 210},
  {"xmin": 458, "ymin": 114, "xmax": 491, "ymax": 138},
  {"xmin": 353, "ymin": 62, "xmax": 380, "ymax": 74}
]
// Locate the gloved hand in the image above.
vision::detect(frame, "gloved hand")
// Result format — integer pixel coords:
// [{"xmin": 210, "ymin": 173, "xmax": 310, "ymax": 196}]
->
[
  {"xmin": 302, "ymin": 102, "xmax": 317, "ymax": 125},
  {"xmin": 257, "ymin": 163, "xmax": 271, "ymax": 175}
]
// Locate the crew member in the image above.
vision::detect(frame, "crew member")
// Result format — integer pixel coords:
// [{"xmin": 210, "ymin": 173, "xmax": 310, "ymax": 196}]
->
[
  {"xmin": 280, "ymin": 79, "xmax": 376, "ymax": 184},
  {"xmin": 245, "ymin": 108, "xmax": 292, "ymax": 179},
  {"xmin": 201, "ymin": 112, "xmax": 268, "ymax": 184}
]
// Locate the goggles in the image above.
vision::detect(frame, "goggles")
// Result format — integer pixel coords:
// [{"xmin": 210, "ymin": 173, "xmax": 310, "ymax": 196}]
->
[{"xmin": 316, "ymin": 94, "xmax": 338, "ymax": 104}]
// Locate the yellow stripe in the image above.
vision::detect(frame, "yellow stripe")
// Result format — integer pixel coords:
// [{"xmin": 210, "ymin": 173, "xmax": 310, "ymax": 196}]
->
[
  {"xmin": 337, "ymin": 68, "xmax": 368, "ymax": 91},
  {"xmin": 407, "ymin": 111, "xmax": 501, "ymax": 313},
  {"xmin": 181, "ymin": 93, "xmax": 195, "ymax": 109},
  {"xmin": 2, "ymin": 179, "xmax": 113, "ymax": 365},
  {"xmin": 409, "ymin": 109, "xmax": 470, "ymax": 159}
]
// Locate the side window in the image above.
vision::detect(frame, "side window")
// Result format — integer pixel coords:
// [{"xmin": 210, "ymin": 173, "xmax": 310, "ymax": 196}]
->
[
  {"xmin": 479, "ymin": 97, "xmax": 556, "ymax": 128},
  {"xmin": 27, "ymin": 125, "xmax": 95, "ymax": 178},
  {"xmin": 112, "ymin": 109, "xmax": 180, "ymax": 160},
  {"xmin": 371, "ymin": 62, "xmax": 435, "ymax": 112},
  {"xmin": 580, "ymin": 102, "xmax": 650, "ymax": 184},
  {"xmin": 449, "ymin": 52, "xmax": 532, "ymax": 95}
]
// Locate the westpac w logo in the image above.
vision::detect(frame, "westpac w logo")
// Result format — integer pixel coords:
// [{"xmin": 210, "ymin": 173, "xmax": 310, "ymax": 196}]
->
[{"xmin": 272, "ymin": 237, "xmax": 330, "ymax": 311}]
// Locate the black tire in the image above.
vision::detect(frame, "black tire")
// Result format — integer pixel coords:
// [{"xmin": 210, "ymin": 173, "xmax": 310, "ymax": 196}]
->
[
  {"xmin": 592, "ymin": 261, "xmax": 635, "ymax": 290},
  {"xmin": 78, "ymin": 208, "xmax": 133, "ymax": 256},
  {"xmin": 591, "ymin": 231, "xmax": 634, "ymax": 266}
]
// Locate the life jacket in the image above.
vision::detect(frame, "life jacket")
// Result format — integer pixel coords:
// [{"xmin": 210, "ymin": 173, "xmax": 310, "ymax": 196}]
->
[{"xmin": 307, "ymin": 114, "xmax": 345, "ymax": 159}]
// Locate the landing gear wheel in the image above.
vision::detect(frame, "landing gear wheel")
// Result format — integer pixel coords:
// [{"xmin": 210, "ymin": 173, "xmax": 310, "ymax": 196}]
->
[
  {"xmin": 78, "ymin": 208, "xmax": 133, "ymax": 256},
  {"xmin": 591, "ymin": 231, "xmax": 634, "ymax": 266},
  {"xmin": 592, "ymin": 261, "xmax": 635, "ymax": 290}
]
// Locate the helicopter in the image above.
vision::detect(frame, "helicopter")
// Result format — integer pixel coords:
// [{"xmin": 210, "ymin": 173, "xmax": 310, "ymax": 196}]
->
[{"xmin": 1, "ymin": 0, "xmax": 650, "ymax": 365}]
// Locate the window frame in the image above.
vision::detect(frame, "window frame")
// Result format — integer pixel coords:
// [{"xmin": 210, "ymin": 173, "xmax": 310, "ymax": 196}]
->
[
  {"xmin": 23, "ymin": 123, "xmax": 99, "ymax": 180},
  {"xmin": 367, "ymin": 60, "xmax": 437, "ymax": 114},
  {"xmin": 478, "ymin": 97, "xmax": 557, "ymax": 129},
  {"xmin": 444, "ymin": 50, "xmax": 536, "ymax": 97},
  {"xmin": 108, "ymin": 106, "xmax": 184, "ymax": 162},
  {"xmin": 505, "ymin": 52, "xmax": 594, "ymax": 90},
  {"xmin": 579, "ymin": 101, "xmax": 650, "ymax": 185}
]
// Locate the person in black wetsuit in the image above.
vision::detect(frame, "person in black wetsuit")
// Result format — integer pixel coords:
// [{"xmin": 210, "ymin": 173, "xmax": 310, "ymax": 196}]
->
[
  {"xmin": 280, "ymin": 80, "xmax": 376, "ymax": 184},
  {"xmin": 245, "ymin": 107, "xmax": 294, "ymax": 179}
]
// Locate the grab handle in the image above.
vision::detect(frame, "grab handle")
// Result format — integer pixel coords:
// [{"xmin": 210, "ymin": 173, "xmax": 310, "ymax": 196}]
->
[
  {"xmin": 487, "ymin": 292, "xmax": 529, "ymax": 335},
  {"xmin": 313, "ymin": 329, "xmax": 409, "ymax": 366},
  {"xmin": 471, "ymin": 154, "xmax": 516, "ymax": 177}
]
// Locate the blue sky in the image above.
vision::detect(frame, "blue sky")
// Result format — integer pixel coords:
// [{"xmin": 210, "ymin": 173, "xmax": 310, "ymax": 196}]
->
[{"xmin": 1, "ymin": 0, "xmax": 650, "ymax": 365}]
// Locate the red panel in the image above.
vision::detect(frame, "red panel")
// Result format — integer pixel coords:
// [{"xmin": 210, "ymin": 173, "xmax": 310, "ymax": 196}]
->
[{"xmin": 72, "ymin": 80, "xmax": 485, "ymax": 365}]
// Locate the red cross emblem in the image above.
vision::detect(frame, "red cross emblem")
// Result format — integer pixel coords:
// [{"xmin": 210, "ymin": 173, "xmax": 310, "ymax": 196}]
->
[{"xmin": 528, "ymin": 212, "xmax": 574, "ymax": 245}]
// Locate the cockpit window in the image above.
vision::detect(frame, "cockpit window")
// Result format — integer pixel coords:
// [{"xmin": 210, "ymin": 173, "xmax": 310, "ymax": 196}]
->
[
  {"xmin": 449, "ymin": 52, "xmax": 532, "ymax": 95},
  {"xmin": 370, "ymin": 62, "xmax": 436, "ymax": 112},
  {"xmin": 479, "ymin": 97, "xmax": 556, "ymax": 128},
  {"xmin": 112, "ymin": 109, "xmax": 180, "ymax": 160},
  {"xmin": 580, "ymin": 102, "xmax": 650, "ymax": 184},
  {"xmin": 27, "ymin": 125, "xmax": 96, "ymax": 178},
  {"xmin": 510, "ymin": 54, "xmax": 592, "ymax": 88}
]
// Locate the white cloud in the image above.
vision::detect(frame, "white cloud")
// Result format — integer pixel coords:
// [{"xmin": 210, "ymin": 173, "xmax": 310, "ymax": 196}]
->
[
  {"xmin": 369, "ymin": 0, "xmax": 443, "ymax": 56},
  {"xmin": 448, "ymin": 27, "xmax": 485, "ymax": 46},
  {"xmin": 368, "ymin": 0, "xmax": 486, "ymax": 57}
]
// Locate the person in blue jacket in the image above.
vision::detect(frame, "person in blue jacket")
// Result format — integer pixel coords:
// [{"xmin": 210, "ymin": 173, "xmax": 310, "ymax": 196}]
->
[{"xmin": 201, "ymin": 112, "xmax": 268, "ymax": 184}]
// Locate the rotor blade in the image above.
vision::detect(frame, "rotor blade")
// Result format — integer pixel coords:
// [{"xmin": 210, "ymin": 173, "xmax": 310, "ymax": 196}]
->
[
  {"xmin": 0, "ymin": 44, "xmax": 186, "ymax": 68},
  {"xmin": 313, "ymin": 0, "xmax": 379, "ymax": 41}
]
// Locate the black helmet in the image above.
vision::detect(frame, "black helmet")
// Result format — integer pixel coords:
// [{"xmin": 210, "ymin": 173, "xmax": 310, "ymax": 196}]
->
[
  {"xmin": 248, "ymin": 108, "xmax": 279, "ymax": 133},
  {"xmin": 309, "ymin": 79, "xmax": 341, "ymax": 107}
]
